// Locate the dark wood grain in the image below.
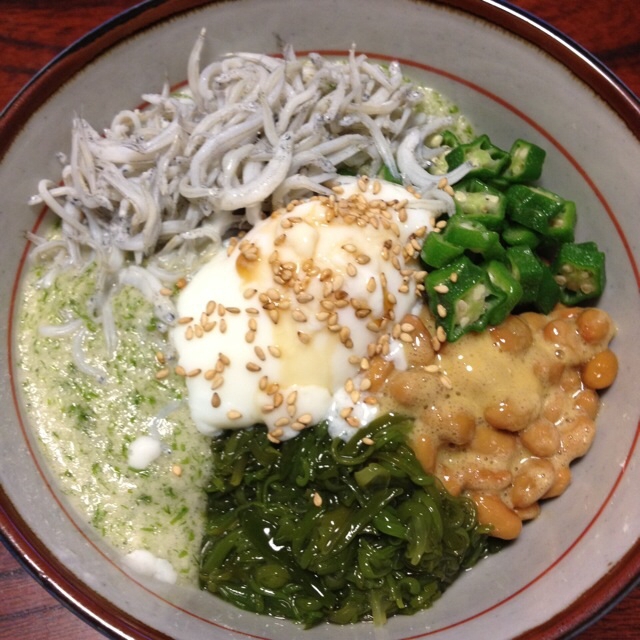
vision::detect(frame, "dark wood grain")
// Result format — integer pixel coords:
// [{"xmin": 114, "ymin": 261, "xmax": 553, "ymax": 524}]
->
[{"xmin": 0, "ymin": 1, "xmax": 638, "ymax": 638}]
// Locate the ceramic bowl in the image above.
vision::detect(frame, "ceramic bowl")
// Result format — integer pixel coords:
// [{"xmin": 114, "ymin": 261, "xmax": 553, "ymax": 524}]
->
[{"xmin": 1, "ymin": 1, "xmax": 639, "ymax": 638}]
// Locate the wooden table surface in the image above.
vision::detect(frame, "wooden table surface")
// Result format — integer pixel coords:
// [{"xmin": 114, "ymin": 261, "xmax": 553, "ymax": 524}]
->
[{"xmin": 0, "ymin": 1, "xmax": 638, "ymax": 638}]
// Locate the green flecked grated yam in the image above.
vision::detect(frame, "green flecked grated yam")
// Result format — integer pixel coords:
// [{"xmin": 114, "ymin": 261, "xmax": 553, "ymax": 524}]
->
[
  {"xmin": 17, "ymin": 262, "xmax": 212, "ymax": 581},
  {"xmin": 199, "ymin": 415, "xmax": 498, "ymax": 627}
]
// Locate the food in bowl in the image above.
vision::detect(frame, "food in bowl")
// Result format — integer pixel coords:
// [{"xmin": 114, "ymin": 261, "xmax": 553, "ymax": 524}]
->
[{"xmin": 16, "ymin": 36, "xmax": 617, "ymax": 625}]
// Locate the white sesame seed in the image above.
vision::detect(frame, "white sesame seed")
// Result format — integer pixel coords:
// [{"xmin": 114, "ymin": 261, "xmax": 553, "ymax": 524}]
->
[
  {"xmin": 292, "ymin": 309, "xmax": 308, "ymax": 322},
  {"xmin": 320, "ymin": 299, "xmax": 335, "ymax": 311},
  {"xmin": 268, "ymin": 345, "xmax": 281, "ymax": 358}
]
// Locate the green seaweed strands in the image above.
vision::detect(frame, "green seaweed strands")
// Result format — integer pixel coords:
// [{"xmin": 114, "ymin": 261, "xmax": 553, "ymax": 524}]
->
[{"xmin": 199, "ymin": 414, "xmax": 495, "ymax": 627}]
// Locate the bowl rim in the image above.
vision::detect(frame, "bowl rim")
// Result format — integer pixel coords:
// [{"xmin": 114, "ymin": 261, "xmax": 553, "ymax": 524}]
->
[{"xmin": 1, "ymin": 1, "xmax": 639, "ymax": 638}]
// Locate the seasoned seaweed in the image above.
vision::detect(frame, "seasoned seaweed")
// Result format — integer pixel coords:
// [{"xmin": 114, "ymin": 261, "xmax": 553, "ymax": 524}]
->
[{"xmin": 199, "ymin": 414, "xmax": 495, "ymax": 627}]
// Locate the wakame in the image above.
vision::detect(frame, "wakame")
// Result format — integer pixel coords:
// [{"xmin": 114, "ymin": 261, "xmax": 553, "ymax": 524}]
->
[{"xmin": 199, "ymin": 414, "xmax": 500, "ymax": 627}]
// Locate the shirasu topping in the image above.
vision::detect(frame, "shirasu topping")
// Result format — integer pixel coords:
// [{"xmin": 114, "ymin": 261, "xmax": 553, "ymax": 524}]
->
[{"xmin": 27, "ymin": 32, "xmax": 472, "ymax": 367}]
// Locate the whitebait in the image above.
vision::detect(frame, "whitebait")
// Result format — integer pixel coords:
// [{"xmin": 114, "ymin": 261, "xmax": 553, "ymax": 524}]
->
[{"xmin": 28, "ymin": 34, "xmax": 472, "ymax": 349}]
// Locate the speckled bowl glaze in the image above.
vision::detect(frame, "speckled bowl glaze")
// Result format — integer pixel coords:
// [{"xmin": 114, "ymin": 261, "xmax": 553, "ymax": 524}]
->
[{"xmin": 1, "ymin": 1, "xmax": 639, "ymax": 638}]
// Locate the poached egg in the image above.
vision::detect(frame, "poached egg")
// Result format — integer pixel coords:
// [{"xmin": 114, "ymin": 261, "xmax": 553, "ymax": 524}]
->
[{"xmin": 171, "ymin": 177, "xmax": 443, "ymax": 441}]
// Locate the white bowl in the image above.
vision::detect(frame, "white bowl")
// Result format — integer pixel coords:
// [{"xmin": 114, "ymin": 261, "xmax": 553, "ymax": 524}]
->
[{"xmin": 1, "ymin": 1, "xmax": 639, "ymax": 638}]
